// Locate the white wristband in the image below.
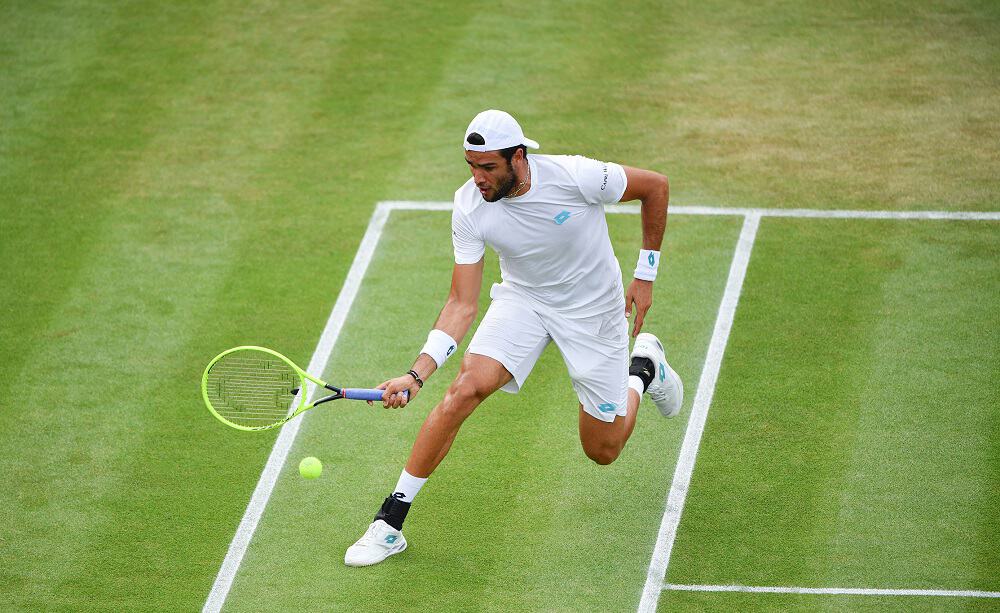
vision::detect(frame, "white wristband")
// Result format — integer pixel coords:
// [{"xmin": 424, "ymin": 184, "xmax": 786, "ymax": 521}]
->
[
  {"xmin": 634, "ymin": 249, "xmax": 660, "ymax": 281},
  {"xmin": 421, "ymin": 329, "xmax": 458, "ymax": 368}
]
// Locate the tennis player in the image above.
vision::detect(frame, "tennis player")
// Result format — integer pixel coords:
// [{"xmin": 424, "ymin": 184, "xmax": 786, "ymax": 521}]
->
[{"xmin": 345, "ymin": 109, "xmax": 683, "ymax": 566}]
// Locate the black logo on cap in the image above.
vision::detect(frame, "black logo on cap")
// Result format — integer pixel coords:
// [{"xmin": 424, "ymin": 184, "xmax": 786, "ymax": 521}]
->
[{"xmin": 466, "ymin": 132, "xmax": 486, "ymax": 146}]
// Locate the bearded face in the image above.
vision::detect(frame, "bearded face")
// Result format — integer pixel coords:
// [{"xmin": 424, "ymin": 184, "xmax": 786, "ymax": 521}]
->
[{"xmin": 465, "ymin": 149, "xmax": 524, "ymax": 202}]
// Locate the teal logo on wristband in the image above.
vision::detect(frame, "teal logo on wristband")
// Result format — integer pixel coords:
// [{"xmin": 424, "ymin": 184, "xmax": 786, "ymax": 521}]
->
[
  {"xmin": 447, "ymin": 345, "xmax": 455, "ymax": 356},
  {"xmin": 648, "ymin": 252, "xmax": 656, "ymax": 266}
]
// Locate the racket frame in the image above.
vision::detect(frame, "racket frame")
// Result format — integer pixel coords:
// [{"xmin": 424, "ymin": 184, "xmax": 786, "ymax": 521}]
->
[{"xmin": 202, "ymin": 345, "xmax": 347, "ymax": 432}]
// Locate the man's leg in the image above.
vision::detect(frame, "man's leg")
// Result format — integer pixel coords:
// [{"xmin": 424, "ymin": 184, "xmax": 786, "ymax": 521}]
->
[
  {"xmin": 374, "ymin": 352, "xmax": 512, "ymax": 528},
  {"xmin": 344, "ymin": 353, "xmax": 513, "ymax": 567},
  {"xmin": 578, "ymin": 389, "xmax": 642, "ymax": 465},
  {"xmin": 405, "ymin": 353, "xmax": 513, "ymax": 477},
  {"xmin": 346, "ymin": 288, "xmax": 549, "ymax": 566},
  {"xmin": 574, "ymin": 333, "xmax": 682, "ymax": 466},
  {"xmin": 547, "ymin": 306, "xmax": 644, "ymax": 466}
]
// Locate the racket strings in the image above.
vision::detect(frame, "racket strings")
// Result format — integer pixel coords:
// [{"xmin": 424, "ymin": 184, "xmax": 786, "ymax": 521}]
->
[{"xmin": 205, "ymin": 352, "xmax": 301, "ymax": 428}]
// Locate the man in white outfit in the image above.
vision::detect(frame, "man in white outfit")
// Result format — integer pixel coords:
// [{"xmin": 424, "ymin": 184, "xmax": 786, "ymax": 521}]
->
[{"xmin": 345, "ymin": 109, "xmax": 683, "ymax": 566}]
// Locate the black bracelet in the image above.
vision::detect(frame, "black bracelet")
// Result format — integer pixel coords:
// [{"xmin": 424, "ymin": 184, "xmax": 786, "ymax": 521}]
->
[{"xmin": 407, "ymin": 369, "xmax": 424, "ymax": 388}]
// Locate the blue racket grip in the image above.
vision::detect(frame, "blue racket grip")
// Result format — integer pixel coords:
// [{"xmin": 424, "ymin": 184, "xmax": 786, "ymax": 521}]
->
[{"xmin": 343, "ymin": 388, "xmax": 408, "ymax": 402}]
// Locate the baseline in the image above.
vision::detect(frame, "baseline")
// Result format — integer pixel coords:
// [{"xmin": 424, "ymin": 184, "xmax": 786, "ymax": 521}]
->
[{"xmin": 381, "ymin": 200, "xmax": 1000, "ymax": 221}]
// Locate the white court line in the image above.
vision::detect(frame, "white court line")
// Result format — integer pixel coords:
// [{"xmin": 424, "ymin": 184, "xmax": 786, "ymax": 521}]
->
[
  {"xmin": 636, "ymin": 213, "xmax": 762, "ymax": 613},
  {"xmin": 202, "ymin": 204, "xmax": 392, "ymax": 613},
  {"xmin": 753, "ymin": 207, "xmax": 1000, "ymax": 221},
  {"xmin": 382, "ymin": 200, "xmax": 452, "ymax": 211},
  {"xmin": 664, "ymin": 584, "xmax": 1000, "ymax": 599},
  {"xmin": 382, "ymin": 200, "xmax": 1000, "ymax": 220}
]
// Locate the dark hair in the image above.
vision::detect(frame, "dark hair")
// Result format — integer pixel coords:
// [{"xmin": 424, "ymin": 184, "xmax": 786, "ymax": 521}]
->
[
  {"xmin": 499, "ymin": 144, "xmax": 527, "ymax": 165},
  {"xmin": 466, "ymin": 132, "xmax": 527, "ymax": 166}
]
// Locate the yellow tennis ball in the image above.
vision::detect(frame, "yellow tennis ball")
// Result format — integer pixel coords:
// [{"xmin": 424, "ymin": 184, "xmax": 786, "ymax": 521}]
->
[{"xmin": 299, "ymin": 456, "xmax": 322, "ymax": 479}]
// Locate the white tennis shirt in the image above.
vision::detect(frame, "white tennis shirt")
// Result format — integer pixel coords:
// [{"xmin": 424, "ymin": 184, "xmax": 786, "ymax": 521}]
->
[{"xmin": 452, "ymin": 154, "xmax": 628, "ymax": 317}]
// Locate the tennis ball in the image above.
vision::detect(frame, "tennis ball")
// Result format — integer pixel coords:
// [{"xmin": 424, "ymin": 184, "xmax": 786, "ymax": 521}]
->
[{"xmin": 299, "ymin": 456, "xmax": 322, "ymax": 479}]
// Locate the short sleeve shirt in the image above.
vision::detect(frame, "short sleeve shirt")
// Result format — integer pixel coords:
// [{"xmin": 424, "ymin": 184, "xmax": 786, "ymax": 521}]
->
[{"xmin": 451, "ymin": 154, "xmax": 628, "ymax": 316}]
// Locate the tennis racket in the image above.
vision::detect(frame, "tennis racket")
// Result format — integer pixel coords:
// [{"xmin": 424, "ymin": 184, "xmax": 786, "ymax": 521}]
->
[{"xmin": 201, "ymin": 345, "xmax": 402, "ymax": 431}]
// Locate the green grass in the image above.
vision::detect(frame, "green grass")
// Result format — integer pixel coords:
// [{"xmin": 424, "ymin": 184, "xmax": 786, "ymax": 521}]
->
[{"xmin": 0, "ymin": 0, "xmax": 997, "ymax": 610}]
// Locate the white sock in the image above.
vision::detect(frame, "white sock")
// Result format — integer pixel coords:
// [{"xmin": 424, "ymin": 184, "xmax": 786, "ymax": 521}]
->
[
  {"xmin": 392, "ymin": 469, "xmax": 428, "ymax": 503},
  {"xmin": 628, "ymin": 375, "xmax": 646, "ymax": 398}
]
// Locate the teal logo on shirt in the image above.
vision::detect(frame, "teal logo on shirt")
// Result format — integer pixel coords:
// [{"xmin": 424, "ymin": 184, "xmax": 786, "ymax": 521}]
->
[
  {"xmin": 597, "ymin": 402, "xmax": 616, "ymax": 413},
  {"xmin": 554, "ymin": 211, "xmax": 571, "ymax": 225}
]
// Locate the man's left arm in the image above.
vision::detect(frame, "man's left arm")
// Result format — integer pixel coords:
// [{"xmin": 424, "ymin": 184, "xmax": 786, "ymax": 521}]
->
[{"xmin": 620, "ymin": 166, "xmax": 669, "ymax": 337}]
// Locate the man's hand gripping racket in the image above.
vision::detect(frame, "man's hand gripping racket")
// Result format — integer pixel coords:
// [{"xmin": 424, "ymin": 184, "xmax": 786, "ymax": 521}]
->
[
  {"xmin": 201, "ymin": 345, "xmax": 407, "ymax": 431},
  {"xmin": 370, "ymin": 373, "xmax": 423, "ymax": 409}
]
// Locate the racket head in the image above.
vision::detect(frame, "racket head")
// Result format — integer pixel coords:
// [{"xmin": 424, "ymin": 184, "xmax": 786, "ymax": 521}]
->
[{"xmin": 202, "ymin": 346, "xmax": 309, "ymax": 431}]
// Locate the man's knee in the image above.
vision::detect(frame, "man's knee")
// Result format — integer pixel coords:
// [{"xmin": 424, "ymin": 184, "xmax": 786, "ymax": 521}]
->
[
  {"xmin": 440, "ymin": 372, "xmax": 488, "ymax": 419},
  {"xmin": 583, "ymin": 442, "xmax": 621, "ymax": 466}
]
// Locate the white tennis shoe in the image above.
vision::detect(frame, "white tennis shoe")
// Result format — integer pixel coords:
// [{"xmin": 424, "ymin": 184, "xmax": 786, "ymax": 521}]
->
[
  {"xmin": 631, "ymin": 333, "xmax": 683, "ymax": 418},
  {"xmin": 344, "ymin": 520, "xmax": 407, "ymax": 567}
]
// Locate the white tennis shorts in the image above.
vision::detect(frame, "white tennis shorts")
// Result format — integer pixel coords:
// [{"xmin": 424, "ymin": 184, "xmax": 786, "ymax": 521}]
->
[{"xmin": 467, "ymin": 283, "xmax": 629, "ymax": 422}]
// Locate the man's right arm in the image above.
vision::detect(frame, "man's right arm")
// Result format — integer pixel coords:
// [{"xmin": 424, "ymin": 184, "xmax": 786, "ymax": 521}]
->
[
  {"xmin": 409, "ymin": 258, "xmax": 483, "ymax": 383},
  {"xmin": 377, "ymin": 258, "xmax": 484, "ymax": 407}
]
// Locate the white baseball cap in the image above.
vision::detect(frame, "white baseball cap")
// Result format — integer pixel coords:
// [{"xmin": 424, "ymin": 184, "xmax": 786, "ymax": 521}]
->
[{"xmin": 463, "ymin": 109, "xmax": 540, "ymax": 152}]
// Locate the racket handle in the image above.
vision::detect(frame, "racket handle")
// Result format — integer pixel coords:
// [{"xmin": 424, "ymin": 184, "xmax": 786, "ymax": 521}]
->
[{"xmin": 343, "ymin": 388, "xmax": 408, "ymax": 402}]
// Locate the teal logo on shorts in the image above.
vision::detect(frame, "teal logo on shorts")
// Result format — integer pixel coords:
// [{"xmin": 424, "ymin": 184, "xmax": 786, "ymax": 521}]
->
[
  {"xmin": 659, "ymin": 363, "xmax": 666, "ymax": 382},
  {"xmin": 597, "ymin": 402, "xmax": 616, "ymax": 413},
  {"xmin": 648, "ymin": 252, "xmax": 656, "ymax": 266},
  {"xmin": 554, "ymin": 210, "xmax": 571, "ymax": 225}
]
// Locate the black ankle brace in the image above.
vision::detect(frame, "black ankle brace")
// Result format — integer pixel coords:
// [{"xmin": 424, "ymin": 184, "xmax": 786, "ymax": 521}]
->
[
  {"xmin": 374, "ymin": 493, "xmax": 411, "ymax": 531},
  {"xmin": 629, "ymin": 356, "xmax": 655, "ymax": 392}
]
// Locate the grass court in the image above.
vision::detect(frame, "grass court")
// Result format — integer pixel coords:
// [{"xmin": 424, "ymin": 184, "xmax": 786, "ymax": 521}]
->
[{"xmin": 1, "ymin": 1, "xmax": 998, "ymax": 611}]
